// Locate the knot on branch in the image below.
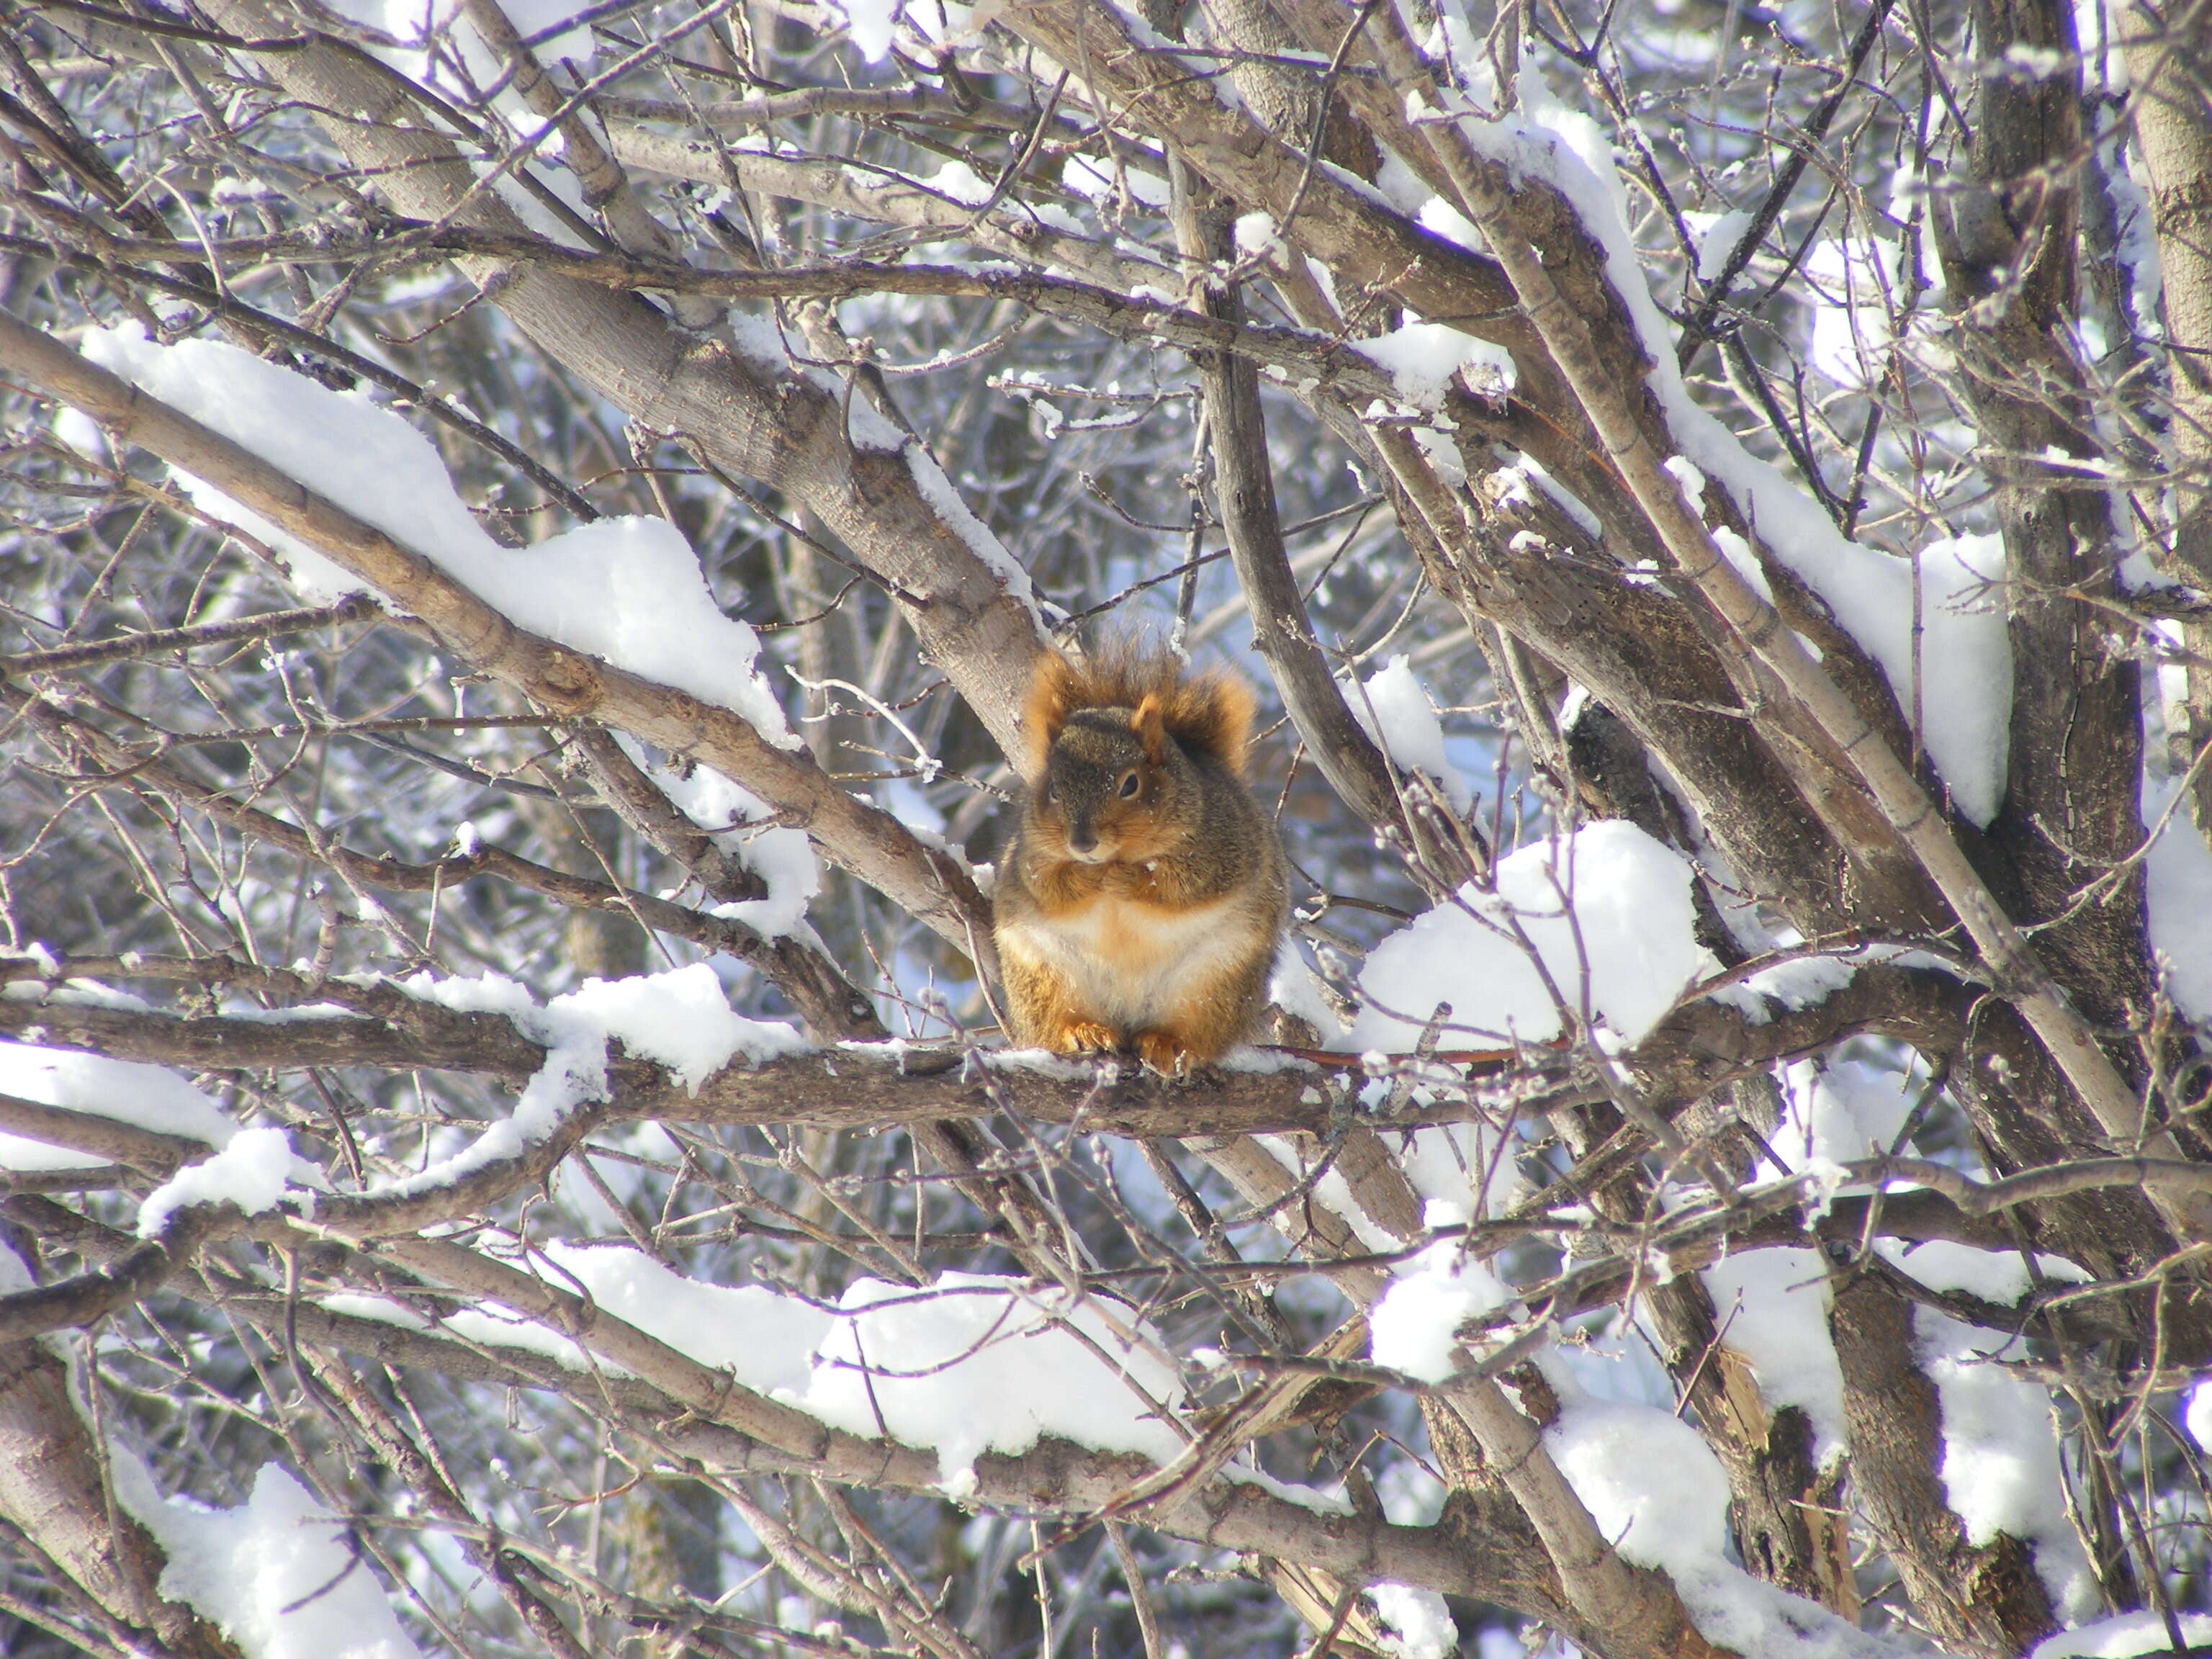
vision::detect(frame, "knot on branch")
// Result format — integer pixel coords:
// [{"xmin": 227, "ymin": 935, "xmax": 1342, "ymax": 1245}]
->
[{"xmin": 530, "ymin": 647, "xmax": 603, "ymax": 714}]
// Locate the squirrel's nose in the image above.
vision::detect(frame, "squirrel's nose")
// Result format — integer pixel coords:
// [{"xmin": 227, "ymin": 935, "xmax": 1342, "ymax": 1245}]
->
[{"xmin": 1068, "ymin": 824, "xmax": 1099, "ymax": 856}]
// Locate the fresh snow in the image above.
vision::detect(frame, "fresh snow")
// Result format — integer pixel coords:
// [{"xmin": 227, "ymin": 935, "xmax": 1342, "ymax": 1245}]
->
[
  {"xmin": 1545, "ymin": 1393, "xmax": 1914, "ymax": 1657},
  {"xmin": 1341, "ymin": 655, "xmax": 1474, "ymax": 811},
  {"xmin": 362, "ymin": 1244, "xmax": 1336, "ymax": 1514},
  {"xmin": 1061, "ymin": 155, "xmax": 1172, "ymax": 207},
  {"xmin": 2036, "ymin": 1612, "xmax": 2212, "ymax": 1658},
  {"xmin": 78, "ymin": 328, "xmax": 801, "ymax": 750},
  {"xmin": 535, "ymin": 1241, "xmax": 831, "ymax": 1395},
  {"xmin": 137, "ymin": 1128, "xmax": 325, "ymax": 1238},
  {"xmin": 1370, "ymin": 1583, "xmax": 1458, "ymax": 1659},
  {"xmin": 1352, "ymin": 322, "xmax": 1515, "ymax": 408},
  {"xmin": 1349, "ymin": 820, "xmax": 1720, "ymax": 1051},
  {"xmin": 1267, "ymin": 950, "xmax": 1345, "ymax": 1039},
  {"xmin": 1674, "ymin": 1567, "xmax": 1922, "ymax": 1659},
  {"xmin": 1918, "ymin": 1308, "xmax": 2099, "ymax": 1621},
  {"xmin": 1233, "ymin": 210, "xmax": 1281, "ymax": 258},
  {"xmin": 1877, "ymin": 1238, "xmax": 2090, "ymax": 1305},
  {"xmin": 1691, "ymin": 209, "xmax": 1757, "ymax": 282},
  {"xmin": 793, "ymin": 1273, "xmax": 1184, "ymax": 1492},
  {"xmin": 0, "ymin": 1042, "xmax": 236, "ymax": 1161},
  {"xmin": 1443, "ymin": 81, "xmax": 2016, "ymax": 826},
  {"xmin": 1544, "ymin": 1399, "xmax": 1730, "ymax": 1577},
  {"xmin": 548, "ymin": 963, "xmax": 806, "ymax": 1089},
  {"xmin": 1706, "ymin": 938, "xmax": 1865, "ymax": 1022},
  {"xmin": 114, "ymin": 1457, "xmax": 423, "ymax": 1659},
  {"xmin": 1699, "ymin": 1247, "xmax": 1848, "ymax": 1463},
  {"xmin": 1863, "ymin": 534, "xmax": 2015, "ymax": 827},
  {"xmin": 0, "ymin": 1043, "xmax": 235, "ymax": 1150},
  {"xmin": 926, "ymin": 158, "xmax": 994, "ymax": 206},
  {"xmin": 1767, "ymin": 1057, "xmax": 1915, "ymax": 1182},
  {"xmin": 321, "ymin": 1241, "xmax": 832, "ymax": 1392},
  {"xmin": 375, "ymin": 965, "xmax": 804, "ymax": 1197},
  {"xmin": 903, "ymin": 444, "xmax": 1039, "ymax": 610},
  {"xmin": 613, "ymin": 736, "xmax": 819, "ymax": 940},
  {"xmin": 1369, "ymin": 1233, "xmax": 1514, "ymax": 1382}
]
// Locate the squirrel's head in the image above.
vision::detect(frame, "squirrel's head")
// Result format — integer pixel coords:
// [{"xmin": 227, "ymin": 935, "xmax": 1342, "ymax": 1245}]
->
[
  {"xmin": 1029, "ymin": 698, "xmax": 1195, "ymax": 865},
  {"xmin": 1017, "ymin": 644, "xmax": 1254, "ymax": 865}
]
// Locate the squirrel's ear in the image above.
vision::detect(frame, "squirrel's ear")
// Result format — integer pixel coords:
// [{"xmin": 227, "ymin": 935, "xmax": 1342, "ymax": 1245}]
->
[
  {"xmin": 1184, "ymin": 673, "xmax": 1254, "ymax": 777},
  {"xmin": 1023, "ymin": 651, "xmax": 1076, "ymax": 774},
  {"xmin": 1130, "ymin": 693, "xmax": 1166, "ymax": 764}
]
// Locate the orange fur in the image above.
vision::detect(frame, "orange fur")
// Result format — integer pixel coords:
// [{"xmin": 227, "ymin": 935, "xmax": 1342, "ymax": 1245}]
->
[
  {"xmin": 1022, "ymin": 642, "xmax": 1255, "ymax": 778},
  {"xmin": 997, "ymin": 639, "xmax": 1285, "ymax": 1071}
]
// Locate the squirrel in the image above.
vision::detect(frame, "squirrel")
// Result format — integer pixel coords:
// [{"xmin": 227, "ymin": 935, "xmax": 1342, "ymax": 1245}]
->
[{"xmin": 992, "ymin": 641, "xmax": 1287, "ymax": 1074}]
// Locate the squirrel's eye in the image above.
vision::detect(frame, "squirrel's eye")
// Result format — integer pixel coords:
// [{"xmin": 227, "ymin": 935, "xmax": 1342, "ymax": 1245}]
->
[{"xmin": 1118, "ymin": 770, "xmax": 1141, "ymax": 799}]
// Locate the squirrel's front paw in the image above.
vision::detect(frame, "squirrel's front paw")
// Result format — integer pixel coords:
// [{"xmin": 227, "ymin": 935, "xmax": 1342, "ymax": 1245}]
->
[
  {"xmin": 1048, "ymin": 1019, "xmax": 1120, "ymax": 1056},
  {"xmin": 1132, "ymin": 1031, "xmax": 1193, "ymax": 1076}
]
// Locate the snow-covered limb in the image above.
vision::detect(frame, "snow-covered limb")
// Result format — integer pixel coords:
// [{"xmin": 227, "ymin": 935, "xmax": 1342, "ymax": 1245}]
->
[
  {"xmin": 11, "ymin": 0, "xmax": 2212, "ymax": 1652},
  {"xmin": 0, "ymin": 1091, "xmax": 214, "ymax": 1177},
  {"xmin": 1247, "ymin": 0, "xmax": 2212, "ymax": 1292},
  {"xmin": 0, "ymin": 950, "xmax": 1984, "ymax": 1141},
  {"xmin": 99, "ymin": 1244, "xmax": 1501, "ymax": 1651},
  {"xmin": 117, "ymin": 1458, "xmax": 424, "ymax": 1659},
  {"xmin": 1208, "ymin": 1056, "xmax": 1822, "ymax": 1659},
  {"xmin": 191, "ymin": 0, "xmax": 1053, "ymax": 765},
  {"xmin": 1351, "ymin": 6, "xmax": 2159, "ymax": 1230},
  {"xmin": 241, "ymin": 1237, "xmax": 1529, "ymax": 1608},
  {"xmin": 0, "ymin": 315, "xmax": 996, "ymax": 962}
]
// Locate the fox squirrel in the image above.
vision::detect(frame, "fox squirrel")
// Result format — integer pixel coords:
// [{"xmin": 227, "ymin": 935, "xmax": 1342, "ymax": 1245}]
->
[{"xmin": 993, "ymin": 642, "xmax": 1288, "ymax": 1073}]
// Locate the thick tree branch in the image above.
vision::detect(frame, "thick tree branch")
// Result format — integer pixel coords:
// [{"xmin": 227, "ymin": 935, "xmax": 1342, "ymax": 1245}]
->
[
  {"xmin": 1341, "ymin": 0, "xmax": 2182, "ymax": 1221},
  {"xmin": 0, "ymin": 313, "xmax": 998, "ymax": 966},
  {"xmin": 190, "ymin": 0, "xmax": 1056, "ymax": 763}
]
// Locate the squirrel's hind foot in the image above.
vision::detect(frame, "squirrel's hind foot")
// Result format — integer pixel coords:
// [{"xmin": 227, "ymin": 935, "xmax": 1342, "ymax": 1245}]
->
[
  {"xmin": 1046, "ymin": 1018, "xmax": 1121, "ymax": 1056},
  {"xmin": 1133, "ymin": 1030, "xmax": 1202, "ymax": 1077}
]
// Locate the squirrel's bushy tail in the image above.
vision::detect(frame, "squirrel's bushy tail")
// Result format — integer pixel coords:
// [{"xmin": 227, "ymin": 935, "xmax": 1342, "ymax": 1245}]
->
[{"xmin": 1023, "ymin": 640, "xmax": 1256, "ymax": 776}]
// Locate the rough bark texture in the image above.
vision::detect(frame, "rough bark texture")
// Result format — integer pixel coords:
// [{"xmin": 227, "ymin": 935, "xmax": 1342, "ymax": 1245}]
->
[
  {"xmin": 1939, "ymin": 0, "xmax": 2149, "ymax": 1057},
  {"xmin": 1646, "ymin": 1276, "xmax": 1854, "ymax": 1612},
  {"xmin": 1830, "ymin": 1271, "xmax": 2058, "ymax": 1657},
  {"xmin": 2123, "ymin": 0, "xmax": 2212, "ymax": 827},
  {"xmin": 0, "ymin": 1339, "xmax": 238, "ymax": 1657}
]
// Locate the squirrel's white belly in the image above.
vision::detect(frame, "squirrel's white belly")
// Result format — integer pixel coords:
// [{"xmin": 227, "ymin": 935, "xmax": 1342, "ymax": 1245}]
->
[{"xmin": 1004, "ymin": 892, "xmax": 1249, "ymax": 1031}]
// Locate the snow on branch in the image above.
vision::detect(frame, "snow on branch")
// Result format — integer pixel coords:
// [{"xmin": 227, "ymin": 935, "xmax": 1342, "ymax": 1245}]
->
[
  {"xmin": 7, "ymin": 1, "xmax": 2211, "ymax": 1654},
  {"xmin": 0, "ymin": 314, "xmax": 994, "ymax": 958},
  {"xmin": 186, "ymin": 0, "xmax": 1055, "ymax": 760}
]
